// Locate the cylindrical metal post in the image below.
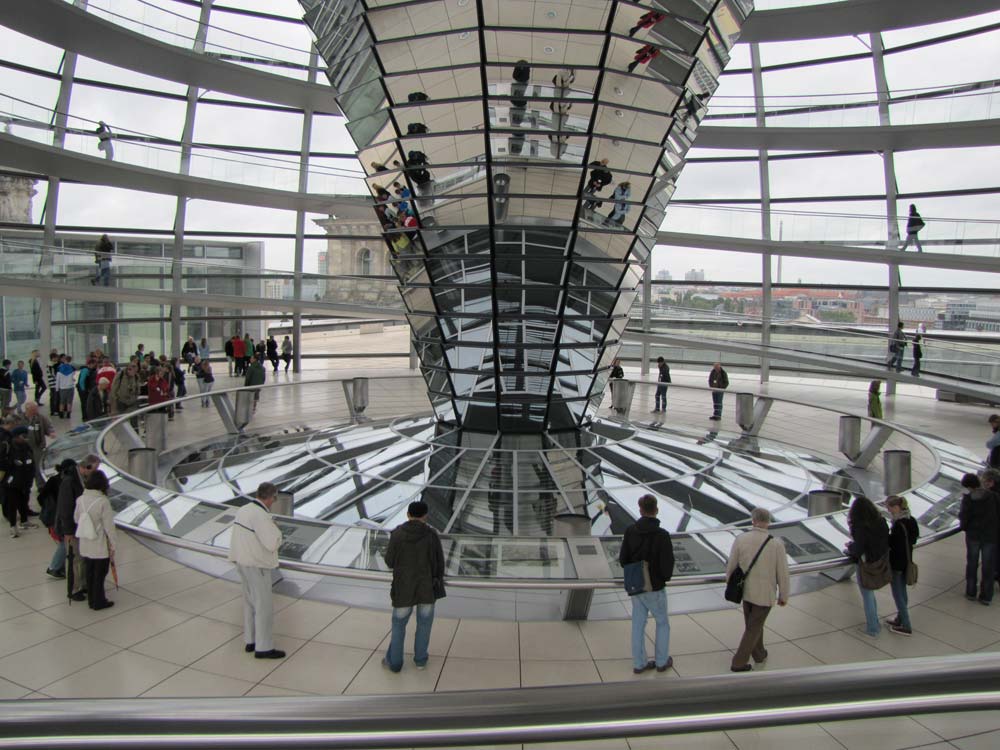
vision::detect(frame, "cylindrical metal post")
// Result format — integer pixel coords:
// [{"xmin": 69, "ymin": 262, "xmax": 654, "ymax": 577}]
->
[
  {"xmin": 128, "ymin": 447, "xmax": 157, "ymax": 485},
  {"xmin": 883, "ymin": 450, "xmax": 912, "ymax": 496},
  {"xmin": 145, "ymin": 411, "xmax": 169, "ymax": 452},
  {"xmin": 235, "ymin": 390, "xmax": 254, "ymax": 427},
  {"xmin": 838, "ymin": 416, "xmax": 861, "ymax": 461},
  {"xmin": 272, "ymin": 491, "xmax": 294, "ymax": 518},
  {"xmin": 352, "ymin": 377, "xmax": 369, "ymax": 414},
  {"xmin": 736, "ymin": 392, "xmax": 754, "ymax": 431},
  {"xmin": 611, "ymin": 380, "xmax": 635, "ymax": 418},
  {"xmin": 807, "ymin": 490, "xmax": 845, "ymax": 517}
]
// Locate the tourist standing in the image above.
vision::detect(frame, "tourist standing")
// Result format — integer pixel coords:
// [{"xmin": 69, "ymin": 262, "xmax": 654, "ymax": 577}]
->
[
  {"xmin": 708, "ymin": 362, "xmax": 729, "ymax": 421},
  {"xmin": 619, "ymin": 494, "xmax": 675, "ymax": 674},
  {"xmin": 888, "ymin": 322, "xmax": 906, "ymax": 373},
  {"xmin": 11, "ymin": 361, "xmax": 28, "ymax": 414},
  {"xmin": 228, "ymin": 482, "xmax": 285, "ymax": 659},
  {"xmin": 2, "ymin": 427, "xmax": 37, "ymax": 537},
  {"xmin": 727, "ymin": 508, "xmax": 789, "ymax": 672},
  {"xmin": 0, "ymin": 360, "xmax": 12, "ymax": 415},
  {"xmin": 266, "ymin": 336, "xmax": 279, "ymax": 372},
  {"xmin": 652, "ymin": 356, "xmax": 671, "ymax": 413},
  {"xmin": 911, "ymin": 335, "xmax": 923, "ymax": 376},
  {"xmin": 281, "ymin": 336, "xmax": 293, "ymax": 372},
  {"xmin": 959, "ymin": 473, "xmax": 997, "ymax": 605},
  {"xmin": 74, "ymin": 470, "xmax": 117, "ymax": 610},
  {"xmin": 54, "ymin": 455, "xmax": 100, "ymax": 597},
  {"xmin": 24, "ymin": 402, "xmax": 55, "ymax": 490},
  {"xmin": 868, "ymin": 380, "xmax": 883, "ymax": 420},
  {"xmin": 846, "ymin": 496, "xmax": 890, "ymax": 637},
  {"xmin": 244, "ymin": 356, "xmax": 266, "ymax": 412},
  {"xmin": 382, "ymin": 500, "xmax": 445, "ymax": 673},
  {"xmin": 55, "ymin": 356, "xmax": 76, "ymax": 420},
  {"xmin": 885, "ymin": 495, "xmax": 918, "ymax": 635},
  {"xmin": 225, "ymin": 336, "xmax": 235, "ymax": 377},
  {"xmin": 29, "ymin": 351, "xmax": 46, "ymax": 406},
  {"xmin": 197, "ymin": 360, "xmax": 215, "ymax": 407}
]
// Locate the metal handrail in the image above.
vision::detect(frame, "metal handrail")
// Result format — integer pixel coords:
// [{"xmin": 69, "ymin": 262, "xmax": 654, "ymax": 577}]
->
[
  {"xmin": 87, "ymin": 377, "xmax": 957, "ymax": 590},
  {"xmin": 3, "ymin": 653, "xmax": 999, "ymax": 748}
]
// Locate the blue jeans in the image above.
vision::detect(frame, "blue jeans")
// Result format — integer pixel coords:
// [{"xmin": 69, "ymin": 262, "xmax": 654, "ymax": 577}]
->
[
  {"xmin": 630, "ymin": 589, "xmax": 670, "ymax": 669},
  {"xmin": 965, "ymin": 539, "xmax": 995, "ymax": 602},
  {"xmin": 890, "ymin": 349, "xmax": 904, "ymax": 372},
  {"xmin": 385, "ymin": 603, "xmax": 434, "ymax": 672},
  {"xmin": 654, "ymin": 385, "xmax": 667, "ymax": 410},
  {"xmin": 711, "ymin": 391, "xmax": 724, "ymax": 418},
  {"xmin": 857, "ymin": 567, "xmax": 880, "ymax": 635},
  {"xmin": 889, "ymin": 570, "xmax": 911, "ymax": 629},
  {"xmin": 49, "ymin": 539, "xmax": 66, "ymax": 572}
]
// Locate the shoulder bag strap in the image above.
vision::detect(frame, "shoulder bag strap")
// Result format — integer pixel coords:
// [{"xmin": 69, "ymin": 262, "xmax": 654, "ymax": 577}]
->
[
  {"xmin": 743, "ymin": 535, "xmax": 772, "ymax": 577},
  {"xmin": 899, "ymin": 521, "xmax": 912, "ymax": 565}
]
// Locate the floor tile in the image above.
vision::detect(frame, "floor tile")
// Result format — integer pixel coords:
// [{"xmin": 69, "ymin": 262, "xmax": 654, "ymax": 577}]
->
[
  {"xmin": 689, "ymin": 609, "xmax": 783, "ymax": 650},
  {"xmin": 903, "ymin": 606, "xmax": 1000, "ymax": 651},
  {"xmin": 272, "ymin": 599, "xmax": 346, "ymax": 640},
  {"xmin": 795, "ymin": 630, "xmax": 892, "ymax": 665},
  {"xmin": 661, "ymin": 614, "xmax": 729, "ymax": 656},
  {"xmin": 245, "ymin": 683, "xmax": 317, "ymax": 697},
  {"xmin": 344, "ymin": 651, "xmax": 444, "ymax": 695},
  {"xmin": 821, "ymin": 716, "xmax": 942, "ymax": 750},
  {"xmin": 448, "ymin": 619, "xmax": 519, "ymax": 660},
  {"xmin": 520, "ymin": 658, "xmax": 601, "ymax": 687},
  {"xmin": 524, "ymin": 740, "xmax": 628, "ymax": 750},
  {"xmin": 130, "ymin": 616, "xmax": 241, "ymax": 666},
  {"xmin": 112, "ymin": 556, "xmax": 184, "ymax": 585},
  {"xmin": 727, "ymin": 723, "xmax": 845, "ymax": 750},
  {"xmin": 80, "ymin": 603, "xmax": 194, "ymax": 648},
  {"xmin": 0, "ymin": 593, "xmax": 33, "ymax": 623},
  {"xmin": 578, "ymin": 619, "xmax": 633, "ymax": 661},
  {"xmin": 594, "ymin": 658, "xmax": 677, "ymax": 683},
  {"xmin": 519, "ymin": 621, "xmax": 590, "ymax": 661},
  {"xmin": 764, "ymin": 605, "xmax": 838, "ymax": 640},
  {"xmin": 436, "ymin": 656, "xmax": 520, "ymax": 692},
  {"xmin": 10, "ymin": 580, "xmax": 75, "ymax": 612},
  {"xmin": 123, "ymin": 567, "xmax": 212, "ymax": 601},
  {"xmin": 952, "ymin": 729, "xmax": 1000, "ymax": 749},
  {"xmin": 628, "ymin": 730, "xmax": 735, "ymax": 749},
  {"xmin": 788, "ymin": 591, "xmax": 866, "ymax": 630},
  {"xmin": 669, "ymin": 649, "xmax": 735, "ymax": 677},
  {"xmin": 262, "ymin": 641, "xmax": 370, "ymax": 695},
  {"xmin": 191, "ymin": 634, "xmax": 306, "ymax": 684},
  {"xmin": 157, "ymin": 579, "xmax": 243, "ymax": 615},
  {"xmin": 0, "ymin": 631, "xmax": 120, "ymax": 691},
  {"xmin": 200, "ymin": 593, "xmax": 297, "ymax": 627},
  {"xmin": 913, "ymin": 711, "xmax": 1000, "ymax": 741},
  {"xmin": 141, "ymin": 666, "xmax": 256, "ymax": 697},
  {"xmin": 0, "ymin": 612, "xmax": 71, "ymax": 659},
  {"xmin": 42, "ymin": 650, "xmax": 181, "ymax": 698},
  {"xmin": 0, "ymin": 675, "xmax": 31, "ymax": 699},
  {"xmin": 314, "ymin": 607, "xmax": 390, "ymax": 649},
  {"xmin": 41, "ymin": 588, "xmax": 150, "ymax": 630}
]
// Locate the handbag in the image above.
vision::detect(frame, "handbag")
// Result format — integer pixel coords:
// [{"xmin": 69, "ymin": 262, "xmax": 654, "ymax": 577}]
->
[
  {"xmin": 859, "ymin": 552, "xmax": 892, "ymax": 590},
  {"xmin": 900, "ymin": 521, "xmax": 919, "ymax": 586},
  {"xmin": 622, "ymin": 535, "xmax": 653, "ymax": 596},
  {"xmin": 725, "ymin": 535, "xmax": 771, "ymax": 604}
]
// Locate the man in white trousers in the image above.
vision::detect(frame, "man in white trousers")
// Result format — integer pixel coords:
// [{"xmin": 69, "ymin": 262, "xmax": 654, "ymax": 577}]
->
[{"xmin": 229, "ymin": 482, "xmax": 285, "ymax": 659}]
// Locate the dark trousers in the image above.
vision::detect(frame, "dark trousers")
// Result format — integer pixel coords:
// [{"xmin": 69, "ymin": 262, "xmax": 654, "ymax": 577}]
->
[
  {"xmin": 2, "ymin": 487, "xmax": 30, "ymax": 526},
  {"xmin": 966, "ymin": 539, "xmax": 995, "ymax": 602},
  {"xmin": 732, "ymin": 601, "xmax": 771, "ymax": 668},
  {"xmin": 84, "ymin": 557, "xmax": 112, "ymax": 609},
  {"xmin": 34, "ymin": 381, "xmax": 46, "ymax": 404},
  {"xmin": 49, "ymin": 388, "xmax": 60, "ymax": 416},
  {"xmin": 655, "ymin": 384, "xmax": 668, "ymax": 410},
  {"xmin": 712, "ymin": 391, "xmax": 724, "ymax": 417}
]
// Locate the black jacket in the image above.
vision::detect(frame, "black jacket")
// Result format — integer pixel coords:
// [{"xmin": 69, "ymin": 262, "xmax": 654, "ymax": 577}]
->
[
  {"xmin": 54, "ymin": 467, "xmax": 85, "ymax": 536},
  {"xmin": 847, "ymin": 517, "xmax": 890, "ymax": 562},
  {"xmin": 888, "ymin": 516, "xmax": 918, "ymax": 572},
  {"xmin": 30, "ymin": 358, "xmax": 44, "ymax": 384},
  {"xmin": 619, "ymin": 516, "xmax": 675, "ymax": 592},
  {"xmin": 384, "ymin": 520, "xmax": 445, "ymax": 608},
  {"xmin": 658, "ymin": 362, "xmax": 671, "ymax": 384},
  {"xmin": 224, "ymin": 339, "xmax": 234, "ymax": 357},
  {"xmin": 709, "ymin": 367, "xmax": 729, "ymax": 390},
  {"xmin": 5, "ymin": 440, "xmax": 34, "ymax": 492},
  {"xmin": 959, "ymin": 489, "xmax": 998, "ymax": 542},
  {"xmin": 610, "ymin": 365, "xmax": 624, "ymax": 379}
]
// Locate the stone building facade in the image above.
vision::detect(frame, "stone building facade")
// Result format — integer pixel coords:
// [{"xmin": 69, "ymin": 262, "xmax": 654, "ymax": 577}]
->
[
  {"xmin": 0, "ymin": 175, "xmax": 37, "ymax": 223},
  {"xmin": 314, "ymin": 215, "xmax": 398, "ymax": 308}
]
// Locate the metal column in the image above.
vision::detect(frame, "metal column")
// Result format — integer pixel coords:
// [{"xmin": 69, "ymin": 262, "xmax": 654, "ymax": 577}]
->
[
  {"xmin": 883, "ymin": 450, "xmax": 912, "ymax": 496},
  {"xmin": 292, "ymin": 49, "xmax": 319, "ymax": 375},
  {"xmin": 640, "ymin": 264, "xmax": 651, "ymax": 377},
  {"xmin": 128, "ymin": 448, "xmax": 157, "ymax": 484},
  {"xmin": 751, "ymin": 42, "xmax": 772, "ymax": 384}
]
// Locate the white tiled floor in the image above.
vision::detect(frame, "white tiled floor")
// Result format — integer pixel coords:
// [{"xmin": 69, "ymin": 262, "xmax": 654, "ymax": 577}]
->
[{"xmin": 2, "ymin": 366, "xmax": 998, "ymax": 748}]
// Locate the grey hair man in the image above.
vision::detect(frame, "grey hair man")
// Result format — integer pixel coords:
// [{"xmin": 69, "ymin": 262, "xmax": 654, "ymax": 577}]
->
[
  {"xmin": 228, "ymin": 482, "xmax": 285, "ymax": 659},
  {"xmin": 726, "ymin": 508, "xmax": 790, "ymax": 672}
]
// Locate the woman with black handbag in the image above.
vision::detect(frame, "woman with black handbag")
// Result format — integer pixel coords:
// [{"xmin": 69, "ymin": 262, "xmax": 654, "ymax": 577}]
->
[
  {"xmin": 886, "ymin": 495, "xmax": 918, "ymax": 636},
  {"xmin": 845, "ymin": 496, "xmax": 890, "ymax": 638}
]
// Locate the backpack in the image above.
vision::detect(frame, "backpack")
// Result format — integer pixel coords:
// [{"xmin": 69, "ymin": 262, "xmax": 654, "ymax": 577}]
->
[
  {"xmin": 38, "ymin": 474, "xmax": 63, "ymax": 528},
  {"xmin": 407, "ymin": 91, "xmax": 429, "ymax": 102},
  {"xmin": 406, "ymin": 150, "xmax": 428, "ymax": 166},
  {"xmin": 407, "ymin": 122, "xmax": 428, "ymax": 135}
]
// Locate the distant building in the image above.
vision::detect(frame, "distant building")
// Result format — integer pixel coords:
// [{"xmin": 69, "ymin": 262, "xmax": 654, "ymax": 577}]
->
[
  {"xmin": 0, "ymin": 175, "xmax": 36, "ymax": 222},
  {"xmin": 655, "ymin": 269, "xmax": 673, "ymax": 281},
  {"xmin": 684, "ymin": 268, "xmax": 706, "ymax": 281},
  {"xmin": 314, "ymin": 216, "xmax": 398, "ymax": 308},
  {"xmin": 966, "ymin": 303, "xmax": 1000, "ymax": 332}
]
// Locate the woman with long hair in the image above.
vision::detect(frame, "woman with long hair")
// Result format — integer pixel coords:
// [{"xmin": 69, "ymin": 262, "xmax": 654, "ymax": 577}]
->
[
  {"xmin": 885, "ymin": 495, "xmax": 918, "ymax": 635},
  {"xmin": 845, "ymin": 496, "xmax": 890, "ymax": 637}
]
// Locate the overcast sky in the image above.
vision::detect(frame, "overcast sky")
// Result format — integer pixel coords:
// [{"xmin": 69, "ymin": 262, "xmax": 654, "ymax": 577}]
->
[{"xmin": 1, "ymin": 0, "xmax": 998, "ymax": 291}]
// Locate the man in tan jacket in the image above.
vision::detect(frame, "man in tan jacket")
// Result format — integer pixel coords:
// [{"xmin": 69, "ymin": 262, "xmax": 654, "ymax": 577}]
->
[{"xmin": 726, "ymin": 507, "xmax": 790, "ymax": 672}]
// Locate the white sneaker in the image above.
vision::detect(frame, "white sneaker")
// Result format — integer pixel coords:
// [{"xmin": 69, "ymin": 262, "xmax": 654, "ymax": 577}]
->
[
  {"xmin": 9, "ymin": 527, "xmax": 18, "ymax": 539},
  {"xmin": 18, "ymin": 521, "xmax": 37, "ymax": 530}
]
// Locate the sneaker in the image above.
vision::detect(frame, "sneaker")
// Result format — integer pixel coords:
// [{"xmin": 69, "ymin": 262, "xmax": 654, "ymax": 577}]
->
[
  {"xmin": 414, "ymin": 662, "xmax": 427, "ymax": 671},
  {"xmin": 979, "ymin": 599, "xmax": 991, "ymax": 607},
  {"xmin": 18, "ymin": 521, "xmax": 37, "ymax": 530},
  {"xmin": 633, "ymin": 660, "xmax": 655, "ymax": 675},
  {"xmin": 9, "ymin": 527, "xmax": 18, "ymax": 539},
  {"xmin": 884, "ymin": 617, "xmax": 900, "ymax": 627},
  {"xmin": 889, "ymin": 624, "xmax": 912, "ymax": 636},
  {"xmin": 45, "ymin": 567, "xmax": 66, "ymax": 579},
  {"xmin": 655, "ymin": 656, "xmax": 674, "ymax": 673},
  {"xmin": 856, "ymin": 626, "xmax": 879, "ymax": 639},
  {"xmin": 69, "ymin": 591, "xmax": 86, "ymax": 602},
  {"xmin": 966, "ymin": 594, "xmax": 979, "ymax": 601}
]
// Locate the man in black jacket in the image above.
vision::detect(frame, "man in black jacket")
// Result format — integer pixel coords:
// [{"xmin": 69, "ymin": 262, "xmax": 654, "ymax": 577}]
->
[
  {"xmin": 382, "ymin": 501, "xmax": 445, "ymax": 673},
  {"xmin": 709, "ymin": 362, "xmax": 729, "ymax": 421},
  {"xmin": 53, "ymin": 454, "xmax": 101, "ymax": 597},
  {"xmin": 619, "ymin": 494, "xmax": 675, "ymax": 674}
]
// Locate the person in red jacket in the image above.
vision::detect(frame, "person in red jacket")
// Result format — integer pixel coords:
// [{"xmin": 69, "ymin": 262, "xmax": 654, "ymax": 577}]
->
[
  {"xmin": 147, "ymin": 367, "xmax": 170, "ymax": 411},
  {"xmin": 627, "ymin": 44, "xmax": 660, "ymax": 73},
  {"xmin": 232, "ymin": 335, "xmax": 246, "ymax": 377}
]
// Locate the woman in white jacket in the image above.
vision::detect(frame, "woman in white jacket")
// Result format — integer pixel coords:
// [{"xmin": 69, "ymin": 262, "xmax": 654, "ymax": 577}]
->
[{"xmin": 73, "ymin": 470, "xmax": 117, "ymax": 610}]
